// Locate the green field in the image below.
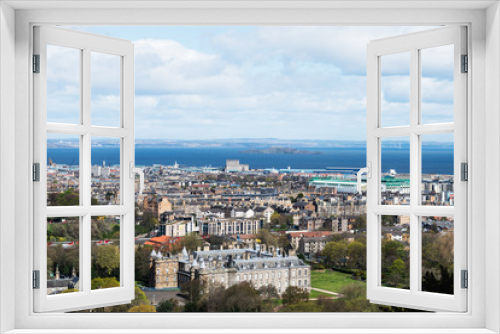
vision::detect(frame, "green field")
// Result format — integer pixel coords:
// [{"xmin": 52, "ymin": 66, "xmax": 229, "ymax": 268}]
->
[{"xmin": 310, "ymin": 269, "xmax": 365, "ymax": 297}]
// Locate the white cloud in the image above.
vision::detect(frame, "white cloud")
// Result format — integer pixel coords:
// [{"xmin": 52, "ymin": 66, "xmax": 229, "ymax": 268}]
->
[{"xmin": 48, "ymin": 26, "xmax": 454, "ymax": 140}]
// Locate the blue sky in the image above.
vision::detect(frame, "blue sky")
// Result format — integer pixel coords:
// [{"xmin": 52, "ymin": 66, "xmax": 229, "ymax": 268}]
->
[{"xmin": 48, "ymin": 26, "xmax": 454, "ymax": 141}]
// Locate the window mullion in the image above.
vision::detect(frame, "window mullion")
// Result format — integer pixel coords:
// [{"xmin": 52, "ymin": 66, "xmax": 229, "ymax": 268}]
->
[
  {"xmin": 409, "ymin": 47, "xmax": 420, "ymax": 294},
  {"xmin": 81, "ymin": 48, "xmax": 92, "ymax": 294}
]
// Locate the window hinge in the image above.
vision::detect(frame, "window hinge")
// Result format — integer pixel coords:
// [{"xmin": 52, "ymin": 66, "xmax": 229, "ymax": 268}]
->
[
  {"xmin": 33, "ymin": 54, "xmax": 40, "ymax": 73},
  {"xmin": 461, "ymin": 162, "xmax": 468, "ymax": 181},
  {"xmin": 33, "ymin": 163, "xmax": 40, "ymax": 182},
  {"xmin": 461, "ymin": 54, "xmax": 468, "ymax": 73},
  {"xmin": 33, "ymin": 270, "xmax": 40, "ymax": 289},
  {"xmin": 461, "ymin": 270, "xmax": 468, "ymax": 289}
]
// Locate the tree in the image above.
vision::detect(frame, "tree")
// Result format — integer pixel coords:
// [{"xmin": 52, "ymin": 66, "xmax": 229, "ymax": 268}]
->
[
  {"xmin": 91, "ymin": 276, "xmax": 120, "ymax": 290},
  {"xmin": 258, "ymin": 285, "xmax": 279, "ymax": 301},
  {"xmin": 322, "ymin": 241, "xmax": 348, "ymax": 267},
  {"xmin": 347, "ymin": 241, "xmax": 366, "ymax": 269},
  {"xmin": 181, "ymin": 279, "xmax": 203, "ymax": 304},
  {"xmin": 135, "ymin": 245, "xmax": 153, "ymax": 285},
  {"xmin": 282, "ymin": 286, "xmax": 309, "ymax": 306},
  {"xmin": 217, "ymin": 282, "xmax": 263, "ymax": 312},
  {"xmin": 352, "ymin": 215, "xmax": 367, "ymax": 231},
  {"xmin": 128, "ymin": 304, "xmax": 156, "ymax": 312},
  {"xmin": 93, "ymin": 244, "xmax": 120, "ymax": 277},
  {"xmin": 256, "ymin": 229, "xmax": 278, "ymax": 247},
  {"xmin": 182, "ymin": 233, "xmax": 202, "ymax": 252},
  {"xmin": 387, "ymin": 258, "xmax": 407, "ymax": 288},
  {"xmin": 156, "ymin": 298, "xmax": 180, "ymax": 312},
  {"xmin": 270, "ymin": 212, "xmax": 281, "ymax": 226}
]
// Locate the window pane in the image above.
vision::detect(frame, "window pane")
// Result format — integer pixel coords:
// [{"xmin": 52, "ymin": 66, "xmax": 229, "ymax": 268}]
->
[
  {"xmin": 91, "ymin": 215, "xmax": 121, "ymax": 290},
  {"xmin": 381, "ymin": 215, "xmax": 410, "ymax": 289},
  {"xmin": 91, "ymin": 52, "xmax": 121, "ymax": 127},
  {"xmin": 421, "ymin": 45, "xmax": 454, "ymax": 124},
  {"xmin": 381, "ymin": 137, "xmax": 410, "ymax": 205},
  {"xmin": 47, "ymin": 133, "xmax": 80, "ymax": 206},
  {"xmin": 421, "ymin": 133, "xmax": 454, "ymax": 206},
  {"xmin": 47, "ymin": 44, "xmax": 81, "ymax": 124},
  {"xmin": 380, "ymin": 52, "xmax": 410, "ymax": 127},
  {"xmin": 91, "ymin": 137, "xmax": 121, "ymax": 205},
  {"xmin": 47, "ymin": 216, "xmax": 80, "ymax": 295},
  {"xmin": 421, "ymin": 216, "xmax": 454, "ymax": 294}
]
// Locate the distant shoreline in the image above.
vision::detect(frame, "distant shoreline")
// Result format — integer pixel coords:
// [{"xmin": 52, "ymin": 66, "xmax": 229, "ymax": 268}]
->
[{"xmin": 239, "ymin": 147, "xmax": 322, "ymax": 155}]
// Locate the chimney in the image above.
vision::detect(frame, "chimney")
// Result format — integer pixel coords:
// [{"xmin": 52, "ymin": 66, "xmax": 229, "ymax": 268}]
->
[
  {"xmin": 197, "ymin": 246, "xmax": 201, "ymax": 252},
  {"xmin": 204, "ymin": 243, "xmax": 210, "ymax": 251},
  {"xmin": 220, "ymin": 244, "xmax": 224, "ymax": 250},
  {"xmin": 288, "ymin": 248, "xmax": 296, "ymax": 257},
  {"xmin": 189, "ymin": 254, "xmax": 194, "ymax": 262}
]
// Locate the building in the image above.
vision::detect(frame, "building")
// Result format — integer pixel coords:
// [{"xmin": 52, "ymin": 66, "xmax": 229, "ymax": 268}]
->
[
  {"xmin": 286, "ymin": 231, "xmax": 334, "ymax": 251},
  {"xmin": 177, "ymin": 245, "xmax": 310, "ymax": 295},
  {"xmin": 299, "ymin": 236, "xmax": 331, "ymax": 257},
  {"xmin": 149, "ymin": 250, "xmax": 179, "ymax": 288},
  {"xmin": 225, "ymin": 160, "xmax": 249, "ymax": 172},
  {"xmin": 144, "ymin": 195, "xmax": 173, "ymax": 219},
  {"xmin": 200, "ymin": 217, "xmax": 263, "ymax": 236}
]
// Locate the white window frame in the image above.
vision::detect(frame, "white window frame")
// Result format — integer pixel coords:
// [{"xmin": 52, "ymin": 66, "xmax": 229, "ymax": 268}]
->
[
  {"xmin": 0, "ymin": 2, "xmax": 498, "ymax": 334},
  {"xmin": 32, "ymin": 25, "xmax": 136, "ymax": 313},
  {"xmin": 366, "ymin": 26, "xmax": 467, "ymax": 312}
]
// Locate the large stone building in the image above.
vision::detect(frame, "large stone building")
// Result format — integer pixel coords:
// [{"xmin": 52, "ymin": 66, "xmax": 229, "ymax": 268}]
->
[
  {"xmin": 178, "ymin": 245, "xmax": 311, "ymax": 295},
  {"xmin": 149, "ymin": 250, "xmax": 180, "ymax": 288},
  {"xmin": 199, "ymin": 217, "xmax": 263, "ymax": 236}
]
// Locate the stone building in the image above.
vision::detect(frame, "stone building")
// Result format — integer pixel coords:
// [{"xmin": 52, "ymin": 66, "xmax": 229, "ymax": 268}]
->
[
  {"xmin": 299, "ymin": 236, "xmax": 331, "ymax": 257},
  {"xmin": 199, "ymin": 217, "xmax": 263, "ymax": 236},
  {"xmin": 149, "ymin": 249, "xmax": 180, "ymax": 288},
  {"xmin": 144, "ymin": 195, "xmax": 173, "ymax": 219},
  {"xmin": 178, "ymin": 245, "xmax": 310, "ymax": 295}
]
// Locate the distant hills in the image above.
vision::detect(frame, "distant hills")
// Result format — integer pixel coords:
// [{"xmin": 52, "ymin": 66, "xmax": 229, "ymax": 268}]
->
[{"xmin": 46, "ymin": 138, "xmax": 453, "ymax": 150}]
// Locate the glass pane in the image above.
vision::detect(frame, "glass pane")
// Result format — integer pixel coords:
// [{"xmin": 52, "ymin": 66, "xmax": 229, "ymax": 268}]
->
[
  {"xmin": 421, "ymin": 216, "xmax": 454, "ymax": 294},
  {"xmin": 421, "ymin": 133, "xmax": 454, "ymax": 206},
  {"xmin": 421, "ymin": 45, "xmax": 454, "ymax": 124},
  {"xmin": 47, "ymin": 44, "xmax": 81, "ymax": 124},
  {"xmin": 91, "ymin": 215, "xmax": 121, "ymax": 290},
  {"xmin": 381, "ymin": 137, "xmax": 410, "ymax": 205},
  {"xmin": 91, "ymin": 137, "xmax": 121, "ymax": 205},
  {"xmin": 380, "ymin": 52, "xmax": 410, "ymax": 127},
  {"xmin": 47, "ymin": 216, "xmax": 80, "ymax": 295},
  {"xmin": 47, "ymin": 133, "xmax": 80, "ymax": 206},
  {"xmin": 381, "ymin": 215, "xmax": 410, "ymax": 289},
  {"xmin": 91, "ymin": 52, "xmax": 121, "ymax": 127}
]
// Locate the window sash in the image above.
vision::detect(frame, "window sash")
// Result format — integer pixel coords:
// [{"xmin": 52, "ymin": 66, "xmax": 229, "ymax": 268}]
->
[
  {"xmin": 366, "ymin": 26, "xmax": 468, "ymax": 312},
  {"xmin": 33, "ymin": 25, "xmax": 135, "ymax": 313}
]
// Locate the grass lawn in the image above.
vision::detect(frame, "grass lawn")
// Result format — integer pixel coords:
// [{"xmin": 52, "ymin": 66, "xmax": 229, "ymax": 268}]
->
[
  {"xmin": 310, "ymin": 269, "xmax": 365, "ymax": 295},
  {"xmin": 309, "ymin": 290, "xmax": 333, "ymax": 299}
]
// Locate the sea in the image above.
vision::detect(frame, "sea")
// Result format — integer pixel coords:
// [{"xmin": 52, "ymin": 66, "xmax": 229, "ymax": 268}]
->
[{"xmin": 46, "ymin": 146, "xmax": 454, "ymax": 175}]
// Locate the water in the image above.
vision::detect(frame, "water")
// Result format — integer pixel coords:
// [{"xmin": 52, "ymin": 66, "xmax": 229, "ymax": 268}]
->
[{"xmin": 47, "ymin": 146, "xmax": 454, "ymax": 175}]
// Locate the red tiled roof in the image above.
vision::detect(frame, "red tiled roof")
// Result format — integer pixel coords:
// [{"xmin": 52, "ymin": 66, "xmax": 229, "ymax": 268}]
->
[{"xmin": 287, "ymin": 231, "xmax": 333, "ymax": 238}]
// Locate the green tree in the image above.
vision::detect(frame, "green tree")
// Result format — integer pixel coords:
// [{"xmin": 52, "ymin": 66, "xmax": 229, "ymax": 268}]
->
[
  {"xmin": 347, "ymin": 241, "xmax": 366, "ymax": 269},
  {"xmin": 182, "ymin": 233, "xmax": 203, "ymax": 252},
  {"xmin": 93, "ymin": 244, "xmax": 120, "ymax": 277},
  {"xmin": 128, "ymin": 304, "xmax": 156, "ymax": 312},
  {"xmin": 135, "ymin": 245, "xmax": 153, "ymax": 285},
  {"xmin": 91, "ymin": 276, "xmax": 120, "ymax": 290},
  {"xmin": 257, "ymin": 229, "xmax": 278, "ymax": 247},
  {"xmin": 213, "ymin": 282, "xmax": 263, "ymax": 312},
  {"xmin": 156, "ymin": 298, "xmax": 180, "ymax": 312},
  {"xmin": 282, "ymin": 286, "xmax": 309, "ymax": 306},
  {"xmin": 322, "ymin": 241, "xmax": 348, "ymax": 267},
  {"xmin": 181, "ymin": 279, "xmax": 203, "ymax": 304},
  {"xmin": 387, "ymin": 258, "xmax": 407, "ymax": 288}
]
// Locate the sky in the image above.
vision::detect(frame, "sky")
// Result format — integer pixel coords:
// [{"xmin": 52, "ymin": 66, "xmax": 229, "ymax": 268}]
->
[{"xmin": 47, "ymin": 26, "xmax": 454, "ymax": 141}]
